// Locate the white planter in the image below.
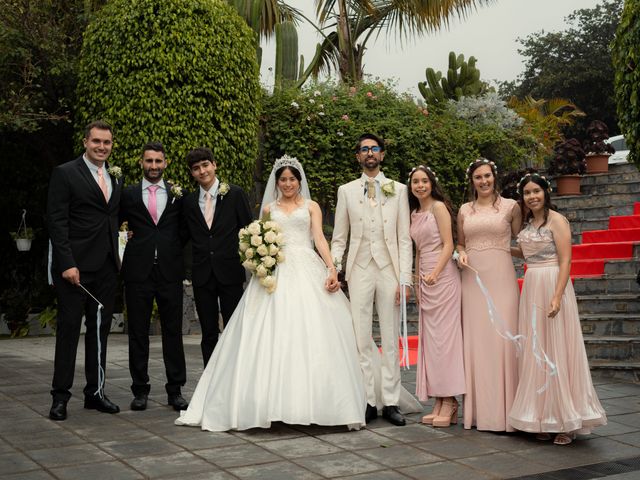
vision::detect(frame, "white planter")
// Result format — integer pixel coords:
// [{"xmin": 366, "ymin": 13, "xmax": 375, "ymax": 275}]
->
[{"xmin": 15, "ymin": 238, "xmax": 32, "ymax": 251}]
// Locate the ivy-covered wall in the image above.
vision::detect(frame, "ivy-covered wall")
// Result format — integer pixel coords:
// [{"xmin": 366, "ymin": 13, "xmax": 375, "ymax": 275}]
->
[{"xmin": 75, "ymin": 0, "xmax": 260, "ymax": 190}]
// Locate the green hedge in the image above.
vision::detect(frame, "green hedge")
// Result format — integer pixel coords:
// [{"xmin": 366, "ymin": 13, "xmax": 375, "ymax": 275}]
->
[
  {"xmin": 259, "ymin": 81, "xmax": 529, "ymax": 211},
  {"xmin": 75, "ymin": 0, "xmax": 260, "ymax": 190}
]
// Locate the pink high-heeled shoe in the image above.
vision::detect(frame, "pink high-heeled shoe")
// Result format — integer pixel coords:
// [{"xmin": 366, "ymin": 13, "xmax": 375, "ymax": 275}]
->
[
  {"xmin": 432, "ymin": 397, "xmax": 458, "ymax": 428},
  {"xmin": 421, "ymin": 398, "xmax": 442, "ymax": 425}
]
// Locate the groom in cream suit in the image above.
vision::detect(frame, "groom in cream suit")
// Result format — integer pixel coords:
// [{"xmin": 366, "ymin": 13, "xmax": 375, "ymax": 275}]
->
[{"xmin": 331, "ymin": 133, "xmax": 413, "ymax": 426}]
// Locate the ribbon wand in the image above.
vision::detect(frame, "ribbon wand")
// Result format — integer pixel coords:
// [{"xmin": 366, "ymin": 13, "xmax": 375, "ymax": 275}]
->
[{"xmin": 78, "ymin": 283, "xmax": 106, "ymax": 399}]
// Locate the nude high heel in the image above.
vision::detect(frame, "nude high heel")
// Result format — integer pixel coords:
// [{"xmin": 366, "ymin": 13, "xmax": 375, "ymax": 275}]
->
[
  {"xmin": 432, "ymin": 397, "xmax": 458, "ymax": 428},
  {"xmin": 421, "ymin": 398, "xmax": 442, "ymax": 425}
]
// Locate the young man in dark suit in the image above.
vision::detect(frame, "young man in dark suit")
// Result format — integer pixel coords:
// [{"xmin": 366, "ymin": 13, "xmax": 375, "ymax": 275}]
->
[
  {"xmin": 119, "ymin": 141, "xmax": 188, "ymax": 411},
  {"xmin": 183, "ymin": 147, "xmax": 252, "ymax": 365},
  {"xmin": 47, "ymin": 120, "xmax": 122, "ymax": 420}
]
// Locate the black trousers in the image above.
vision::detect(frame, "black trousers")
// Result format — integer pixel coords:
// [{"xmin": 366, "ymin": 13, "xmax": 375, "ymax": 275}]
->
[
  {"xmin": 125, "ymin": 265, "xmax": 186, "ymax": 396},
  {"xmin": 51, "ymin": 257, "xmax": 117, "ymax": 402},
  {"xmin": 193, "ymin": 272, "xmax": 243, "ymax": 366}
]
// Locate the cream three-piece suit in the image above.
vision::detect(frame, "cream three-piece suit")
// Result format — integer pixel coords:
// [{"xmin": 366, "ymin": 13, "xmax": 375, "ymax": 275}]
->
[{"xmin": 331, "ymin": 172, "xmax": 413, "ymax": 407}]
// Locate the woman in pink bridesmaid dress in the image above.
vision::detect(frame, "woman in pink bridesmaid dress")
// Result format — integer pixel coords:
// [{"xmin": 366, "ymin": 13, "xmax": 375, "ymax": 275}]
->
[
  {"xmin": 509, "ymin": 174, "xmax": 606, "ymax": 445},
  {"xmin": 456, "ymin": 158, "xmax": 521, "ymax": 431},
  {"xmin": 408, "ymin": 166, "xmax": 465, "ymax": 428}
]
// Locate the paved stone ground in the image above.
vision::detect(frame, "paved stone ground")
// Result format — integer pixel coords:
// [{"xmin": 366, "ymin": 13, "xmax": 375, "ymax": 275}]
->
[{"xmin": 1, "ymin": 335, "xmax": 640, "ymax": 480}]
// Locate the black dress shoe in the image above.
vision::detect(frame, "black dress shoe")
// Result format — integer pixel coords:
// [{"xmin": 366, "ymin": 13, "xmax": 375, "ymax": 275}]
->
[
  {"xmin": 168, "ymin": 394, "xmax": 188, "ymax": 411},
  {"xmin": 130, "ymin": 394, "xmax": 148, "ymax": 411},
  {"xmin": 365, "ymin": 403, "xmax": 378, "ymax": 423},
  {"xmin": 49, "ymin": 399, "xmax": 67, "ymax": 421},
  {"xmin": 84, "ymin": 394, "xmax": 120, "ymax": 414},
  {"xmin": 382, "ymin": 405, "xmax": 406, "ymax": 426}
]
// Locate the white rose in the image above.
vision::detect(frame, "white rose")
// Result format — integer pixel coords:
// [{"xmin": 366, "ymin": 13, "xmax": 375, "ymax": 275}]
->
[
  {"xmin": 242, "ymin": 259, "xmax": 256, "ymax": 271},
  {"xmin": 239, "ymin": 241, "xmax": 250, "ymax": 252},
  {"xmin": 262, "ymin": 255, "xmax": 276, "ymax": 268},
  {"xmin": 264, "ymin": 230, "xmax": 277, "ymax": 244},
  {"xmin": 268, "ymin": 244, "xmax": 279, "ymax": 256},
  {"xmin": 276, "ymin": 252, "xmax": 285, "ymax": 263},
  {"xmin": 238, "ymin": 228, "xmax": 248, "ymax": 239},
  {"xmin": 275, "ymin": 233, "xmax": 285, "ymax": 245},
  {"xmin": 256, "ymin": 244, "xmax": 268, "ymax": 256},
  {"xmin": 256, "ymin": 264, "xmax": 268, "ymax": 278},
  {"xmin": 247, "ymin": 221, "xmax": 261, "ymax": 235},
  {"xmin": 250, "ymin": 234, "xmax": 263, "ymax": 247},
  {"xmin": 260, "ymin": 275, "xmax": 276, "ymax": 292},
  {"xmin": 245, "ymin": 248, "xmax": 254, "ymax": 259},
  {"xmin": 263, "ymin": 221, "xmax": 275, "ymax": 230}
]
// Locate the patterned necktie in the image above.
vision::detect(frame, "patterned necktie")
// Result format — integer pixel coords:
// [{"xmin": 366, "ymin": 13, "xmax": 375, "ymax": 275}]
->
[
  {"xmin": 148, "ymin": 185, "xmax": 159, "ymax": 224},
  {"xmin": 367, "ymin": 178, "xmax": 377, "ymax": 207},
  {"xmin": 97, "ymin": 166, "xmax": 109, "ymax": 202},
  {"xmin": 204, "ymin": 191, "xmax": 214, "ymax": 229}
]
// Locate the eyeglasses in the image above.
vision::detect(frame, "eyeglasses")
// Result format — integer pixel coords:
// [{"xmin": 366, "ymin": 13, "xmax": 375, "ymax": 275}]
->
[{"xmin": 358, "ymin": 146, "xmax": 382, "ymax": 154}]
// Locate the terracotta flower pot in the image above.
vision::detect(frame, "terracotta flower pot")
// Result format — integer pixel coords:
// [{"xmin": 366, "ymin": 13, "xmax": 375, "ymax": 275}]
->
[
  {"xmin": 585, "ymin": 154, "xmax": 610, "ymax": 174},
  {"xmin": 555, "ymin": 175, "xmax": 582, "ymax": 196}
]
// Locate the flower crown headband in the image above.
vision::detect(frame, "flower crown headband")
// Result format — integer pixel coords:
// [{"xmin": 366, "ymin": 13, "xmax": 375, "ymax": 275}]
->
[
  {"xmin": 517, "ymin": 173, "xmax": 552, "ymax": 193},
  {"xmin": 273, "ymin": 154, "xmax": 303, "ymax": 173},
  {"xmin": 408, "ymin": 165, "xmax": 439, "ymax": 183},
  {"xmin": 466, "ymin": 158, "xmax": 497, "ymax": 180}
]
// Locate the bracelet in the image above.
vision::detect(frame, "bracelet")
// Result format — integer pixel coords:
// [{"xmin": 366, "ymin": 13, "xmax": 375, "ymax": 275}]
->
[{"xmin": 327, "ymin": 266, "xmax": 336, "ymax": 271}]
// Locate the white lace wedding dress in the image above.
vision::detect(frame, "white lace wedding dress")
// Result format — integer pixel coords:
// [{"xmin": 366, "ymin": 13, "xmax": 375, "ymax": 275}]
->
[{"xmin": 176, "ymin": 201, "xmax": 367, "ymax": 431}]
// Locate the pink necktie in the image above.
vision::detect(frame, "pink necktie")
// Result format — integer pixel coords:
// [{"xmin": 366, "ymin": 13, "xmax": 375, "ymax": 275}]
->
[
  {"xmin": 97, "ymin": 166, "xmax": 109, "ymax": 202},
  {"xmin": 204, "ymin": 192, "xmax": 213, "ymax": 229},
  {"xmin": 148, "ymin": 185, "xmax": 159, "ymax": 224}
]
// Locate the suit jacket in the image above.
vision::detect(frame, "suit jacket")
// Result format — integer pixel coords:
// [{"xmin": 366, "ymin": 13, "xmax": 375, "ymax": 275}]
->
[
  {"xmin": 331, "ymin": 176, "xmax": 413, "ymax": 284},
  {"xmin": 183, "ymin": 183, "xmax": 252, "ymax": 287},
  {"xmin": 119, "ymin": 180, "xmax": 186, "ymax": 283},
  {"xmin": 47, "ymin": 156, "xmax": 122, "ymax": 273}
]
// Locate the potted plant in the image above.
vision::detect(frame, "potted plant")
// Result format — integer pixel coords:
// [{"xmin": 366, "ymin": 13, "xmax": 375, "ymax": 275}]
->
[
  {"xmin": 547, "ymin": 138, "xmax": 586, "ymax": 196},
  {"xmin": 583, "ymin": 120, "xmax": 615, "ymax": 174},
  {"xmin": 11, "ymin": 209, "xmax": 34, "ymax": 251}
]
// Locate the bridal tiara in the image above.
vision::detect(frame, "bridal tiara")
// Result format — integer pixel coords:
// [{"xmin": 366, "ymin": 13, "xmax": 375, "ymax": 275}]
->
[{"xmin": 273, "ymin": 154, "xmax": 303, "ymax": 173}]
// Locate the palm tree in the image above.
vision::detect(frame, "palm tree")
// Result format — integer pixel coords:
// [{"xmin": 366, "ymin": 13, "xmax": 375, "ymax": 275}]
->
[
  {"xmin": 310, "ymin": 0, "xmax": 495, "ymax": 85},
  {"xmin": 227, "ymin": 0, "xmax": 301, "ymax": 40}
]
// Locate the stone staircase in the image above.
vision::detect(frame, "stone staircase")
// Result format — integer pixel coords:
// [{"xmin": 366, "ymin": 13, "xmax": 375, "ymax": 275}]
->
[{"xmin": 551, "ymin": 163, "xmax": 640, "ymax": 382}]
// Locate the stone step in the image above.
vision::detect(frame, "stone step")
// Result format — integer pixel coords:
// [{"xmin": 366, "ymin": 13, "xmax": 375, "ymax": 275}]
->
[
  {"xmin": 580, "ymin": 313, "xmax": 640, "ymax": 336},
  {"xmin": 604, "ymin": 258, "xmax": 640, "ymax": 275},
  {"xmin": 589, "ymin": 360, "xmax": 640, "ymax": 383},
  {"xmin": 584, "ymin": 335, "xmax": 640, "ymax": 362},
  {"xmin": 577, "ymin": 293, "xmax": 640, "ymax": 314},
  {"xmin": 573, "ymin": 274, "xmax": 640, "ymax": 295},
  {"xmin": 563, "ymin": 204, "xmax": 636, "ymax": 224},
  {"xmin": 579, "ymin": 181, "xmax": 640, "ymax": 196},
  {"xmin": 553, "ymin": 192, "xmax": 639, "ymax": 210}
]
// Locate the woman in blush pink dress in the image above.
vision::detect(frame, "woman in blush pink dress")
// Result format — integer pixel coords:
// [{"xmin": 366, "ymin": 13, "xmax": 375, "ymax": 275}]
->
[
  {"xmin": 456, "ymin": 158, "xmax": 521, "ymax": 431},
  {"xmin": 409, "ymin": 166, "xmax": 465, "ymax": 428},
  {"xmin": 509, "ymin": 174, "xmax": 606, "ymax": 445}
]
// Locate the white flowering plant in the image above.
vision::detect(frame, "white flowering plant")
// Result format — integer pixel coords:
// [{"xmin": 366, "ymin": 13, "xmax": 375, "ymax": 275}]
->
[{"xmin": 238, "ymin": 217, "xmax": 285, "ymax": 293}]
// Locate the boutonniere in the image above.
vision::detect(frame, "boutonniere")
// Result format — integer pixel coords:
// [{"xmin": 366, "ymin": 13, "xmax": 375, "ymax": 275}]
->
[
  {"xmin": 381, "ymin": 180, "xmax": 395, "ymax": 198},
  {"xmin": 218, "ymin": 182, "xmax": 230, "ymax": 198},
  {"xmin": 107, "ymin": 165, "xmax": 122, "ymax": 182},
  {"xmin": 169, "ymin": 183, "xmax": 183, "ymax": 204}
]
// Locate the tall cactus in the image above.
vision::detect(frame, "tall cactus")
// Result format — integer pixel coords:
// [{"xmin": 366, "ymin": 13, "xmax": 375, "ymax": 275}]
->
[
  {"xmin": 418, "ymin": 51, "xmax": 484, "ymax": 106},
  {"xmin": 274, "ymin": 20, "xmax": 300, "ymax": 89}
]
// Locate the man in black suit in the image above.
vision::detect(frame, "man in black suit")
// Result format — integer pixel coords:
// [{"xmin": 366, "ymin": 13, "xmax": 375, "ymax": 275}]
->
[
  {"xmin": 183, "ymin": 147, "xmax": 252, "ymax": 365},
  {"xmin": 119, "ymin": 141, "xmax": 188, "ymax": 411},
  {"xmin": 47, "ymin": 120, "xmax": 122, "ymax": 420}
]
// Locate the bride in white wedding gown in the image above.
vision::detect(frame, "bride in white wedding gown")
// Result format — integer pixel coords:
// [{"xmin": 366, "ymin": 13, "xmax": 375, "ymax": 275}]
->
[
  {"xmin": 176, "ymin": 155, "xmax": 367, "ymax": 431},
  {"xmin": 176, "ymin": 155, "xmax": 421, "ymax": 432}
]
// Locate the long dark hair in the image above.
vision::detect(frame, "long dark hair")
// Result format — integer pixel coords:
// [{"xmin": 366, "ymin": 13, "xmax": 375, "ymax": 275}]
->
[
  {"xmin": 408, "ymin": 165, "xmax": 456, "ymax": 239},
  {"xmin": 466, "ymin": 158, "xmax": 500, "ymax": 209},
  {"xmin": 517, "ymin": 173, "xmax": 556, "ymax": 229},
  {"xmin": 274, "ymin": 165, "xmax": 302, "ymax": 196}
]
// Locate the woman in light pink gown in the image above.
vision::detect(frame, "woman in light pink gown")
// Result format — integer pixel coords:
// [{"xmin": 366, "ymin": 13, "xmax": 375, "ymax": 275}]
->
[
  {"xmin": 456, "ymin": 158, "xmax": 521, "ymax": 431},
  {"xmin": 509, "ymin": 174, "xmax": 606, "ymax": 445},
  {"xmin": 408, "ymin": 166, "xmax": 465, "ymax": 428}
]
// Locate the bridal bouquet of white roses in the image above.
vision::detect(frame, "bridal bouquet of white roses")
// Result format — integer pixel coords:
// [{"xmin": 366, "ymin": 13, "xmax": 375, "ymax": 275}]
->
[{"xmin": 238, "ymin": 218, "xmax": 285, "ymax": 293}]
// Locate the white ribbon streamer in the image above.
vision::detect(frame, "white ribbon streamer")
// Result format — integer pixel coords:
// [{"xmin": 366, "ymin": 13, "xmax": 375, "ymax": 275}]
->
[
  {"xmin": 399, "ymin": 284, "xmax": 410, "ymax": 369},
  {"xmin": 531, "ymin": 304, "xmax": 558, "ymax": 394},
  {"xmin": 465, "ymin": 265, "xmax": 524, "ymax": 354},
  {"xmin": 78, "ymin": 283, "xmax": 105, "ymax": 399}
]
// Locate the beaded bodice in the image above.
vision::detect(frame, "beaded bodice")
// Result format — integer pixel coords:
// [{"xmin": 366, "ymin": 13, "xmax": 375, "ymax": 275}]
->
[{"xmin": 517, "ymin": 223, "xmax": 558, "ymax": 264}]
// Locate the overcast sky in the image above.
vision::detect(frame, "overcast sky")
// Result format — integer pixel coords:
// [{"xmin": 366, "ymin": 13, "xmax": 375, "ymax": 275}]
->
[{"xmin": 260, "ymin": 0, "xmax": 605, "ymax": 96}]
